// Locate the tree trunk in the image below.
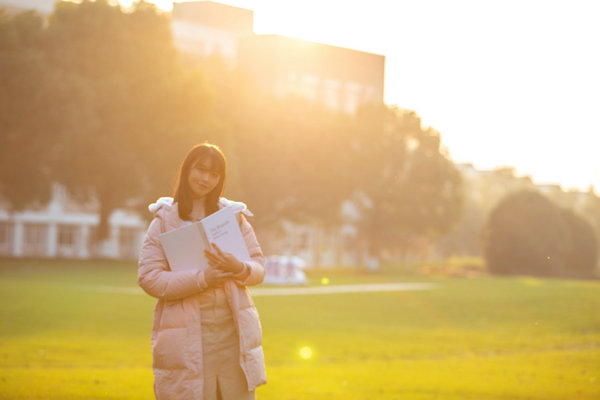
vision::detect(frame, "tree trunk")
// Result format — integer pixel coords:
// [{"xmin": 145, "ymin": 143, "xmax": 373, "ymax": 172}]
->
[
  {"xmin": 312, "ymin": 224, "xmax": 322, "ymax": 268},
  {"xmin": 368, "ymin": 206, "xmax": 381, "ymax": 258},
  {"xmin": 364, "ymin": 206, "xmax": 381, "ymax": 270},
  {"xmin": 96, "ymin": 192, "xmax": 116, "ymax": 242}
]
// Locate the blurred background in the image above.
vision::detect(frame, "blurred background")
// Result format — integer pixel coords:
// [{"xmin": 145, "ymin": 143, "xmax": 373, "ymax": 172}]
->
[
  {"xmin": 1, "ymin": 3, "xmax": 600, "ymax": 400},
  {"xmin": 1, "ymin": 0, "xmax": 599, "ymax": 280}
]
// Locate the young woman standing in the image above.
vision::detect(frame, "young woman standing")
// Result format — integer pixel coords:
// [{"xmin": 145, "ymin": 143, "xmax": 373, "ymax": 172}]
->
[{"xmin": 138, "ymin": 143, "xmax": 266, "ymax": 400}]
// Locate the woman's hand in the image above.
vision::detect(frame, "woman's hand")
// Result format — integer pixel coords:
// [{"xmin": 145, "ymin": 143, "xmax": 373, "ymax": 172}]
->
[
  {"xmin": 204, "ymin": 243, "xmax": 244, "ymax": 274},
  {"xmin": 204, "ymin": 267, "xmax": 233, "ymax": 288}
]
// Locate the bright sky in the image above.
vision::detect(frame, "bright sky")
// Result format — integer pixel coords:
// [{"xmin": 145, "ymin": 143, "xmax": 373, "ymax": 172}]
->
[{"xmin": 140, "ymin": 0, "xmax": 600, "ymax": 192}]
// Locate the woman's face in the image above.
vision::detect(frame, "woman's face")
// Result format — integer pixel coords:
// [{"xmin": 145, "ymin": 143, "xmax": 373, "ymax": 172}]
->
[{"xmin": 187, "ymin": 158, "xmax": 221, "ymax": 199}]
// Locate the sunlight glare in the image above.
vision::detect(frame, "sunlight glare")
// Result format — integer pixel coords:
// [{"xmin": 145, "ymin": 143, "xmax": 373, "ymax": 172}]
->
[
  {"xmin": 520, "ymin": 278, "xmax": 542, "ymax": 287},
  {"xmin": 118, "ymin": 0, "xmax": 172, "ymax": 11},
  {"xmin": 111, "ymin": 0, "xmax": 600, "ymax": 191}
]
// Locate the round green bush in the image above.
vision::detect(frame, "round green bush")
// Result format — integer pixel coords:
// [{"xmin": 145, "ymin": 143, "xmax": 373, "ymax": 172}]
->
[{"xmin": 482, "ymin": 190, "xmax": 571, "ymax": 276}]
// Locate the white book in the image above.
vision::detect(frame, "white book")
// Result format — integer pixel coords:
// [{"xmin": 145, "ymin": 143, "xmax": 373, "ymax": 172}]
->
[{"xmin": 159, "ymin": 207, "xmax": 251, "ymax": 271}]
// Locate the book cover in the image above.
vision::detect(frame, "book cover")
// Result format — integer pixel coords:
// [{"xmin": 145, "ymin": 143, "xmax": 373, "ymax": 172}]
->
[
  {"xmin": 159, "ymin": 207, "xmax": 250, "ymax": 271},
  {"xmin": 200, "ymin": 207, "xmax": 251, "ymax": 263}
]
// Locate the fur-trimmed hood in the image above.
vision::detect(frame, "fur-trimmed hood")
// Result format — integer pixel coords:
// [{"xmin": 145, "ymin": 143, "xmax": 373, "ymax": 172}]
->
[{"xmin": 148, "ymin": 196, "xmax": 254, "ymax": 217}]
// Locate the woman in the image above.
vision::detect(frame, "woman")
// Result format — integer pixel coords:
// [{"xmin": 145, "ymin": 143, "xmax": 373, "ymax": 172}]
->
[{"xmin": 138, "ymin": 143, "xmax": 267, "ymax": 400}]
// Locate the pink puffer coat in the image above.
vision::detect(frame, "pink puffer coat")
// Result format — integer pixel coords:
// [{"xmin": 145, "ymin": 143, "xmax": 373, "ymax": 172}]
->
[{"xmin": 137, "ymin": 198, "xmax": 267, "ymax": 399}]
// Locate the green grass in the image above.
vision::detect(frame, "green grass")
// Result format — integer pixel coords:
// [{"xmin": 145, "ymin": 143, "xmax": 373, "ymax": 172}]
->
[{"xmin": 0, "ymin": 259, "xmax": 598, "ymax": 399}]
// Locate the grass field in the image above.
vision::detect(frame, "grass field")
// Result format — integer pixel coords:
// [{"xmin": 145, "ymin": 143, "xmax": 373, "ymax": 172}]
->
[{"xmin": 0, "ymin": 259, "xmax": 598, "ymax": 399}]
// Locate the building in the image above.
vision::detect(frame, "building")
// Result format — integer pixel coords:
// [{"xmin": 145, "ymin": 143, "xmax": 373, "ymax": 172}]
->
[
  {"xmin": 171, "ymin": 1, "xmax": 254, "ymax": 65},
  {"xmin": 171, "ymin": 1, "xmax": 385, "ymax": 114},
  {"xmin": 0, "ymin": 185, "xmax": 146, "ymax": 259},
  {"xmin": 0, "ymin": 0, "xmax": 386, "ymax": 114},
  {"xmin": 0, "ymin": 0, "xmax": 54, "ymax": 14},
  {"xmin": 237, "ymin": 34, "xmax": 385, "ymax": 113}
]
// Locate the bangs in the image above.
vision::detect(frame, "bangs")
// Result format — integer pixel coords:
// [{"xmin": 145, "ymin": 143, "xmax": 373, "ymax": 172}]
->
[{"xmin": 191, "ymin": 149, "xmax": 225, "ymax": 174}]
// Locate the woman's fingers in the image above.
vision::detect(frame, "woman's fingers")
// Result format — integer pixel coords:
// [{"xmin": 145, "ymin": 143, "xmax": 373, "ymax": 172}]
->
[
  {"xmin": 204, "ymin": 246, "xmax": 242, "ymax": 274},
  {"xmin": 205, "ymin": 254, "xmax": 220, "ymax": 265},
  {"xmin": 217, "ymin": 270, "xmax": 233, "ymax": 278},
  {"xmin": 205, "ymin": 246, "xmax": 236, "ymax": 267},
  {"xmin": 204, "ymin": 267, "xmax": 234, "ymax": 287},
  {"xmin": 207, "ymin": 267, "xmax": 230, "ymax": 276},
  {"xmin": 211, "ymin": 242, "xmax": 225, "ymax": 257},
  {"xmin": 205, "ymin": 246, "xmax": 230, "ymax": 262},
  {"xmin": 204, "ymin": 248, "xmax": 219, "ymax": 259},
  {"xmin": 204, "ymin": 249, "xmax": 224, "ymax": 265}
]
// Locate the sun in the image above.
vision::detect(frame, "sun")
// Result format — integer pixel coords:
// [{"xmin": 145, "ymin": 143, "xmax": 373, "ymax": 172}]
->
[
  {"xmin": 117, "ymin": 0, "xmax": 172, "ymax": 12},
  {"xmin": 148, "ymin": 0, "xmax": 172, "ymax": 11}
]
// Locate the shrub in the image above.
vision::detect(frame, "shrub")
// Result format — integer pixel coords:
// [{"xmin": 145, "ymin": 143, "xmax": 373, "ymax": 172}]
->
[
  {"xmin": 482, "ymin": 190, "xmax": 571, "ymax": 277},
  {"xmin": 562, "ymin": 208, "xmax": 599, "ymax": 277}
]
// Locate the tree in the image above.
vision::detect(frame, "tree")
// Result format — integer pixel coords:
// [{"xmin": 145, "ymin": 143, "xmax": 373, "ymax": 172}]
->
[
  {"xmin": 561, "ymin": 208, "xmax": 598, "ymax": 277},
  {"xmin": 0, "ymin": 1, "xmax": 219, "ymax": 242},
  {"xmin": 171, "ymin": 48, "xmax": 464, "ymax": 266},
  {"xmin": 195, "ymin": 58, "xmax": 355, "ymax": 231},
  {"xmin": 239, "ymin": 96, "xmax": 354, "ymax": 228},
  {"xmin": 42, "ymin": 0, "xmax": 217, "ymax": 240},
  {"xmin": 435, "ymin": 165, "xmax": 537, "ymax": 258},
  {"xmin": 435, "ymin": 199, "xmax": 486, "ymax": 258},
  {"xmin": 482, "ymin": 190, "xmax": 571, "ymax": 277},
  {"xmin": 0, "ymin": 10, "xmax": 57, "ymax": 208},
  {"xmin": 347, "ymin": 104, "xmax": 464, "ymax": 260},
  {"xmin": 581, "ymin": 187, "xmax": 600, "ymax": 246}
]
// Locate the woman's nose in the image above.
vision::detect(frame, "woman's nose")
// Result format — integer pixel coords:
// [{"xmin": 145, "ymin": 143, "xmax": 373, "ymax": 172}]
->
[{"xmin": 200, "ymin": 171, "xmax": 211, "ymax": 181}]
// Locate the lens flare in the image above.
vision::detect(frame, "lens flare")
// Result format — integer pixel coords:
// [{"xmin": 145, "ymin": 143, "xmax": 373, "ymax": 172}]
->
[
  {"xmin": 321, "ymin": 277, "xmax": 330, "ymax": 285},
  {"xmin": 299, "ymin": 346, "xmax": 313, "ymax": 360}
]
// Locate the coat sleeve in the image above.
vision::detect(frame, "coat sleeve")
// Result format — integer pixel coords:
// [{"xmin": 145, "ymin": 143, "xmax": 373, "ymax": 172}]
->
[
  {"xmin": 137, "ymin": 216, "xmax": 208, "ymax": 301},
  {"xmin": 232, "ymin": 214, "xmax": 265, "ymax": 287}
]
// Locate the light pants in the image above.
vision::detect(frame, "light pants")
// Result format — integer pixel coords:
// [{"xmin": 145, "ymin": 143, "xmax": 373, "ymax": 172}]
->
[{"xmin": 199, "ymin": 287, "xmax": 255, "ymax": 400}]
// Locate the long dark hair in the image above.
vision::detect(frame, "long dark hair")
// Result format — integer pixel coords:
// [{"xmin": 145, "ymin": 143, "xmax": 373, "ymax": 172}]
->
[{"xmin": 173, "ymin": 143, "xmax": 227, "ymax": 220}]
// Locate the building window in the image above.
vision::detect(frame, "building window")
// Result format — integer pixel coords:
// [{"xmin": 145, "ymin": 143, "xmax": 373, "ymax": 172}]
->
[
  {"xmin": 323, "ymin": 79, "xmax": 342, "ymax": 110},
  {"xmin": 204, "ymin": 41, "xmax": 214, "ymax": 56},
  {"xmin": 364, "ymin": 85, "xmax": 377, "ymax": 102},
  {"xmin": 0, "ymin": 222, "xmax": 12, "ymax": 244},
  {"xmin": 58, "ymin": 225, "xmax": 76, "ymax": 246},
  {"xmin": 298, "ymin": 232, "xmax": 309, "ymax": 251},
  {"xmin": 192, "ymin": 40, "xmax": 206, "ymax": 56},
  {"xmin": 87, "ymin": 227, "xmax": 103, "ymax": 257},
  {"xmin": 301, "ymin": 74, "xmax": 320, "ymax": 101},
  {"xmin": 0, "ymin": 222, "xmax": 14, "ymax": 256},
  {"xmin": 286, "ymin": 72, "xmax": 300, "ymax": 96},
  {"xmin": 119, "ymin": 227, "xmax": 140, "ymax": 259},
  {"xmin": 287, "ymin": 73, "xmax": 321, "ymax": 101},
  {"xmin": 57, "ymin": 225, "xmax": 78, "ymax": 258},
  {"xmin": 344, "ymin": 82, "xmax": 363, "ymax": 114},
  {"xmin": 23, "ymin": 223, "xmax": 47, "ymax": 256}
]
